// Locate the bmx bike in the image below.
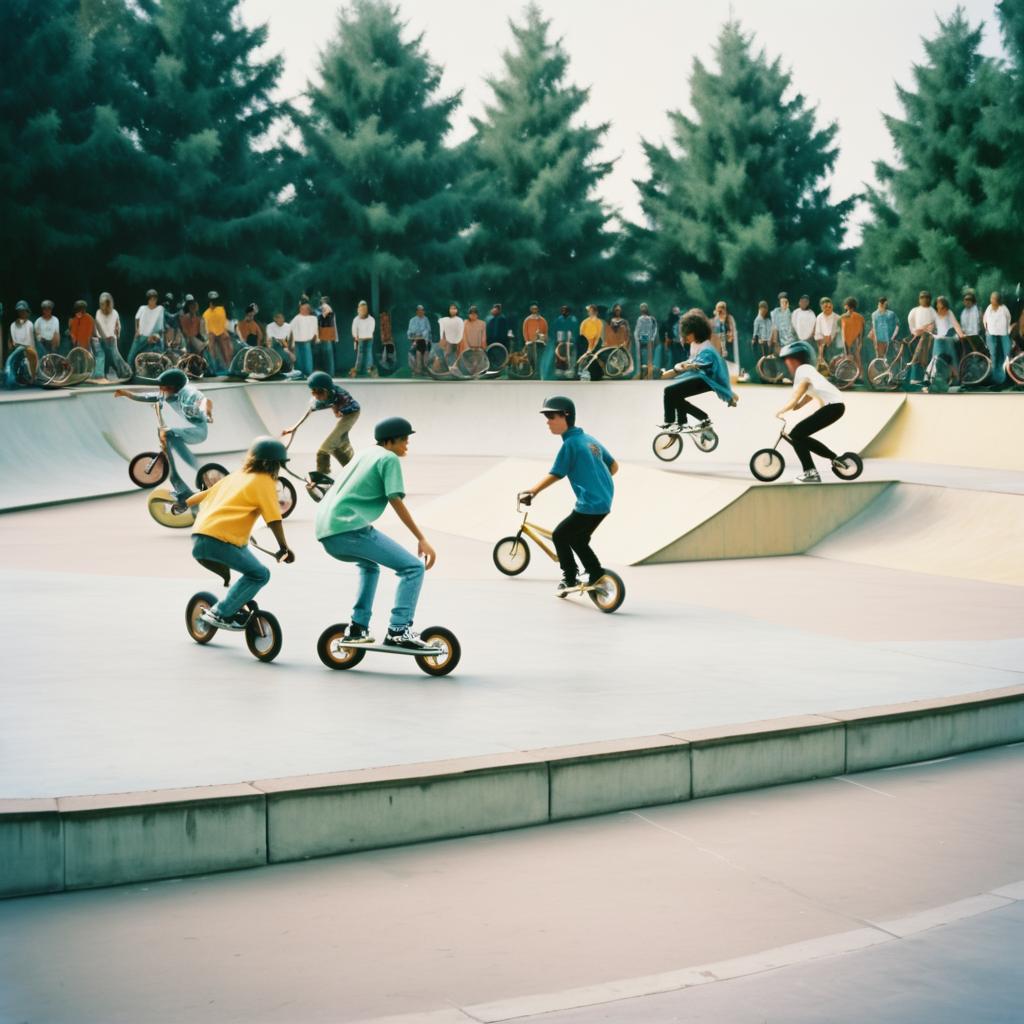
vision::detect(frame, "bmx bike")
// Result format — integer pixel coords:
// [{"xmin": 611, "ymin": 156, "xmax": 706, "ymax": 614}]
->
[
  {"xmin": 577, "ymin": 344, "xmax": 634, "ymax": 380},
  {"xmin": 827, "ymin": 352, "xmax": 860, "ymax": 390},
  {"xmin": 652, "ymin": 420, "xmax": 719, "ymax": 462},
  {"xmin": 491, "ymin": 495, "xmax": 625, "ymax": 613},
  {"xmin": 957, "ymin": 335, "xmax": 993, "ymax": 387},
  {"xmin": 128, "ymin": 404, "xmax": 226, "ymax": 492},
  {"xmin": 185, "ymin": 537, "xmax": 287, "ymax": 663},
  {"xmin": 749, "ymin": 421, "xmax": 863, "ymax": 483},
  {"xmin": 866, "ymin": 335, "xmax": 919, "ymax": 391}
]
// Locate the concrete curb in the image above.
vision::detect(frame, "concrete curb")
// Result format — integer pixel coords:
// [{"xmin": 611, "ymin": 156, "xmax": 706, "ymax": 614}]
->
[{"xmin": 3, "ymin": 684, "xmax": 1023, "ymax": 898}]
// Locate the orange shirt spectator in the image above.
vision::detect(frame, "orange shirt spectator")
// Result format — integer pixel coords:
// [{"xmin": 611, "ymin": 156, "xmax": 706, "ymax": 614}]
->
[
  {"xmin": 522, "ymin": 306, "xmax": 548, "ymax": 342},
  {"xmin": 841, "ymin": 310, "xmax": 865, "ymax": 345},
  {"xmin": 69, "ymin": 304, "xmax": 95, "ymax": 349}
]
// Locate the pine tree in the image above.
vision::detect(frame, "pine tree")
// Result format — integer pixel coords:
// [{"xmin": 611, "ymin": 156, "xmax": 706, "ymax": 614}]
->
[
  {"xmin": 0, "ymin": 0, "xmax": 143, "ymax": 313},
  {"xmin": 845, "ymin": 9, "xmax": 1005, "ymax": 313},
  {"xmin": 464, "ymin": 3, "xmax": 615, "ymax": 314},
  {"xmin": 295, "ymin": 0, "xmax": 469, "ymax": 317},
  {"xmin": 113, "ymin": 0, "xmax": 290, "ymax": 307},
  {"xmin": 633, "ymin": 20, "xmax": 852, "ymax": 315}
]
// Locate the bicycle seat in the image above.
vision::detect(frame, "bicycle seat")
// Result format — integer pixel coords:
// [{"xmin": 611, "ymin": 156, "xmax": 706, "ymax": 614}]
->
[{"xmin": 197, "ymin": 558, "xmax": 230, "ymax": 587}]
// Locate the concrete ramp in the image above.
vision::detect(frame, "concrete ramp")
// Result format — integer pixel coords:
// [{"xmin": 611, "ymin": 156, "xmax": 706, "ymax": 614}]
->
[
  {"xmin": 811, "ymin": 484, "xmax": 1024, "ymax": 586},
  {"xmin": 864, "ymin": 394, "xmax": 1024, "ymax": 472},
  {"xmin": 416, "ymin": 457, "xmax": 895, "ymax": 566}
]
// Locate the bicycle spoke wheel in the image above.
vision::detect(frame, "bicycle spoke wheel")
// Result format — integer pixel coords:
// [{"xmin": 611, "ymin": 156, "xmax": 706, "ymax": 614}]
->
[
  {"xmin": 277, "ymin": 477, "xmax": 297, "ymax": 518},
  {"xmin": 245, "ymin": 610, "xmax": 282, "ymax": 663},
  {"xmin": 39, "ymin": 352, "xmax": 72, "ymax": 386},
  {"xmin": 750, "ymin": 448, "xmax": 784, "ymax": 482},
  {"xmin": 1006, "ymin": 352, "xmax": 1024, "ymax": 387},
  {"xmin": 587, "ymin": 571, "xmax": 625, "ymax": 614},
  {"xmin": 415, "ymin": 626, "xmax": 462, "ymax": 676},
  {"xmin": 186, "ymin": 592, "xmax": 218, "ymax": 644},
  {"xmin": 756, "ymin": 355, "xmax": 784, "ymax": 384},
  {"xmin": 959, "ymin": 351, "xmax": 991, "ymax": 386},
  {"xmin": 177, "ymin": 353, "xmax": 207, "ymax": 379},
  {"xmin": 129, "ymin": 451, "xmax": 169, "ymax": 487},
  {"xmin": 831, "ymin": 452, "xmax": 863, "ymax": 480},
  {"xmin": 486, "ymin": 343, "xmax": 509, "ymax": 373},
  {"xmin": 652, "ymin": 432, "xmax": 683, "ymax": 462},
  {"xmin": 694, "ymin": 427, "xmax": 719, "ymax": 453},
  {"xmin": 866, "ymin": 358, "xmax": 895, "ymax": 390},
  {"xmin": 600, "ymin": 347, "xmax": 632, "ymax": 379},
  {"xmin": 456, "ymin": 348, "xmax": 489, "ymax": 378},
  {"xmin": 317, "ymin": 623, "xmax": 366, "ymax": 670},
  {"xmin": 196, "ymin": 462, "xmax": 228, "ymax": 490},
  {"xmin": 493, "ymin": 536, "xmax": 530, "ymax": 575},
  {"xmin": 242, "ymin": 346, "xmax": 275, "ymax": 379},
  {"xmin": 830, "ymin": 356, "xmax": 859, "ymax": 390}
]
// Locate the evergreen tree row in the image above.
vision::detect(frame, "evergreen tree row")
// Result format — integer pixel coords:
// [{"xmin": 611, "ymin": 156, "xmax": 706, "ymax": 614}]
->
[{"xmin": 2, "ymin": 0, "xmax": 1022, "ymax": 330}]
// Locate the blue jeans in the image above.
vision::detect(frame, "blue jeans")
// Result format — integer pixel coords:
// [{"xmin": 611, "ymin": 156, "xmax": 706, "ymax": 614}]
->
[
  {"xmin": 165, "ymin": 422, "xmax": 207, "ymax": 501},
  {"xmin": 192, "ymin": 534, "xmax": 270, "ymax": 617},
  {"xmin": 295, "ymin": 341, "xmax": 313, "ymax": 377},
  {"xmin": 127, "ymin": 336, "xmax": 164, "ymax": 375},
  {"xmin": 355, "ymin": 339, "xmax": 373, "ymax": 374},
  {"xmin": 320, "ymin": 526, "xmax": 425, "ymax": 631},
  {"xmin": 312, "ymin": 341, "xmax": 335, "ymax": 377},
  {"xmin": 332, "ymin": 340, "xmax": 348, "ymax": 376},
  {"xmin": 986, "ymin": 334, "xmax": 1010, "ymax": 385}
]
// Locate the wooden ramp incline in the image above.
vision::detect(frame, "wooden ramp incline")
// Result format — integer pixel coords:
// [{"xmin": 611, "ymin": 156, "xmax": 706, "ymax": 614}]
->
[{"xmin": 415, "ymin": 457, "xmax": 895, "ymax": 566}]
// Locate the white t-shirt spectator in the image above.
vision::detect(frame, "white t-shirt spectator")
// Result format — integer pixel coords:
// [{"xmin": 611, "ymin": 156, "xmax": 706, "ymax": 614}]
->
[
  {"xmin": 135, "ymin": 304, "xmax": 164, "ymax": 338},
  {"xmin": 814, "ymin": 312, "xmax": 840, "ymax": 341},
  {"xmin": 983, "ymin": 304, "xmax": 1012, "ymax": 335},
  {"xmin": 266, "ymin": 321, "xmax": 291, "ymax": 343},
  {"xmin": 35, "ymin": 316, "xmax": 60, "ymax": 343},
  {"xmin": 10, "ymin": 320, "xmax": 35, "ymax": 348},
  {"xmin": 959, "ymin": 305, "xmax": 981, "ymax": 335},
  {"xmin": 351, "ymin": 315, "xmax": 376, "ymax": 340},
  {"xmin": 289, "ymin": 313, "xmax": 319, "ymax": 343},
  {"xmin": 791, "ymin": 308, "xmax": 816, "ymax": 341},
  {"xmin": 438, "ymin": 316, "xmax": 464, "ymax": 345},
  {"xmin": 95, "ymin": 308, "xmax": 120, "ymax": 339},
  {"xmin": 907, "ymin": 306, "xmax": 937, "ymax": 335},
  {"xmin": 794, "ymin": 363, "xmax": 842, "ymax": 405}
]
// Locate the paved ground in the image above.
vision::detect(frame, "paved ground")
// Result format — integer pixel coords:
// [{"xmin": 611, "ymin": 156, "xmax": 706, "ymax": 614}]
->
[
  {"xmin": 1, "ymin": 453, "xmax": 1021, "ymax": 797},
  {"xmin": 2, "ymin": 745, "xmax": 1021, "ymax": 1023}
]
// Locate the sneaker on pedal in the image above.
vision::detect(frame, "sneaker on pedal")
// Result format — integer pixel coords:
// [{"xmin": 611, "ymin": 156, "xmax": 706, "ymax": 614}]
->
[
  {"xmin": 343, "ymin": 623, "xmax": 374, "ymax": 645},
  {"xmin": 556, "ymin": 577, "xmax": 578, "ymax": 597},
  {"xmin": 583, "ymin": 571, "xmax": 607, "ymax": 589},
  {"xmin": 384, "ymin": 626, "xmax": 431, "ymax": 651},
  {"xmin": 795, "ymin": 470, "xmax": 821, "ymax": 484},
  {"xmin": 200, "ymin": 607, "xmax": 245, "ymax": 631}
]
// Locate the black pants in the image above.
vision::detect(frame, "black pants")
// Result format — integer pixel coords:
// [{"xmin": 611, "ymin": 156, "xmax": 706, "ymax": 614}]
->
[
  {"xmin": 663, "ymin": 378, "xmax": 711, "ymax": 424},
  {"xmin": 789, "ymin": 403, "xmax": 845, "ymax": 471},
  {"xmin": 552, "ymin": 511, "xmax": 607, "ymax": 582}
]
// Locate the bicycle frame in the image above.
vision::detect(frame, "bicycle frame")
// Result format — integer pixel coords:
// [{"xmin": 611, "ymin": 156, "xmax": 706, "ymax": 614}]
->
[{"xmin": 512, "ymin": 498, "xmax": 558, "ymax": 562}]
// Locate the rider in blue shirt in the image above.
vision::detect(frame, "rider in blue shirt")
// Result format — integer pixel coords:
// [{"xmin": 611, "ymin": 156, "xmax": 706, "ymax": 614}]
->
[
  {"xmin": 660, "ymin": 308, "xmax": 739, "ymax": 429},
  {"xmin": 521, "ymin": 396, "xmax": 618, "ymax": 595}
]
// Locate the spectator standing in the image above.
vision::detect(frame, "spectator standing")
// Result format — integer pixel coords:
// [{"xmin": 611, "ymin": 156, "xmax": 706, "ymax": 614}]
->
[
  {"xmin": 869, "ymin": 297, "xmax": 899, "ymax": 362},
  {"xmin": 317, "ymin": 296, "xmax": 338, "ymax": 378},
  {"xmin": 437, "ymin": 303, "xmax": 464, "ymax": 370},
  {"xmin": 710, "ymin": 301, "xmax": 739, "ymax": 378},
  {"xmin": 663, "ymin": 306, "xmax": 684, "ymax": 364},
  {"xmin": 290, "ymin": 299, "xmax": 320, "ymax": 378},
  {"xmin": 227, "ymin": 303, "xmax": 263, "ymax": 376},
  {"xmin": 930, "ymin": 296, "xmax": 963, "ymax": 384},
  {"xmin": 350, "ymin": 300, "xmax": 376, "ymax": 379},
  {"xmin": 3, "ymin": 301, "xmax": 36, "ymax": 388},
  {"xmin": 959, "ymin": 290, "xmax": 981, "ymax": 341},
  {"xmin": 553, "ymin": 304, "xmax": 580, "ymax": 377},
  {"xmin": 128, "ymin": 289, "xmax": 165, "ymax": 372},
  {"xmin": 840, "ymin": 297, "xmax": 865, "ymax": 377},
  {"xmin": 35, "ymin": 301, "xmax": 61, "ymax": 359},
  {"xmin": 907, "ymin": 291, "xmax": 938, "ymax": 386},
  {"xmin": 407, "ymin": 304, "xmax": 432, "ymax": 377},
  {"xmin": 95, "ymin": 292, "xmax": 129, "ymax": 381},
  {"xmin": 163, "ymin": 293, "xmax": 181, "ymax": 355},
  {"xmin": 265, "ymin": 311, "xmax": 295, "ymax": 372},
  {"xmin": 579, "ymin": 304, "xmax": 605, "ymax": 381},
  {"xmin": 486, "ymin": 303, "xmax": 512, "ymax": 355},
  {"xmin": 770, "ymin": 293, "xmax": 794, "ymax": 350},
  {"xmin": 791, "ymin": 295, "xmax": 816, "ymax": 345},
  {"xmin": 813, "ymin": 297, "xmax": 840, "ymax": 367},
  {"xmin": 202, "ymin": 291, "xmax": 232, "ymax": 372},
  {"xmin": 178, "ymin": 296, "xmax": 205, "ymax": 360},
  {"xmin": 68, "ymin": 301, "xmax": 96, "ymax": 367},
  {"xmin": 983, "ymin": 290, "xmax": 1012, "ymax": 388},
  {"xmin": 522, "ymin": 303, "xmax": 549, "ymax": 378},
  {"xmin": 635, "ymin": 303, "xmax": 660, "ymax": 378},
  {"xmin": 459, "ymin": 305, "xmax": 486, "ymax": 359},
  {"xmin": 752, "ymin": 300, "xmax": 773, "ymax": 366}
]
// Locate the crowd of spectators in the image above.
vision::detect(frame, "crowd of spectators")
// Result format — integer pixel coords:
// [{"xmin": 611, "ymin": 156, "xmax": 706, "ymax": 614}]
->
[{"xmin": 4, "ymin": 287, "xmax": 1023, "ymax": 389}]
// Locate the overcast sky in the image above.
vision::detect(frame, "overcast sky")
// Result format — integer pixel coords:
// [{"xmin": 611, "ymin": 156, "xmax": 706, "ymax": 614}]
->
[{"xmin": 244, "ymin": 0, "xmax": 1006, "ymax": 234}]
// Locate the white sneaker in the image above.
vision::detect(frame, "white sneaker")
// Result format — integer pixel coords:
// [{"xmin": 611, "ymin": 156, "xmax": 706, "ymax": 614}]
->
[{"xmin": 795, "ymin": 470, "xmax": 821, "ymax": 484}]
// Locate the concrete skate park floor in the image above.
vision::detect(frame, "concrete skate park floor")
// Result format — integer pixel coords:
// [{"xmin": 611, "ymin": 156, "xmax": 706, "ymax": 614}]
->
[{"xmin": 1, "ymin": 449, "xmax": 1021, "ymax": 799}]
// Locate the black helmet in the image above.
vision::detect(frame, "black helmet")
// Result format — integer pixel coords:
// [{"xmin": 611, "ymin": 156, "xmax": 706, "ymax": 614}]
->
[
  {"xmin": 157, "ymin": 368, "xmax": 188, "ymax": 392},
  {"xmin": 779, "ymin": 341, "xmax": 815, "ymax": 364},
  {"xmin": 249, "ymin": 436, "xmax": 289, "ymax": 463},
  {"xmin": 374, "ymin": 416, "xmax": 415, "ymax": 443},
  {"xmin": 307, "ymin": 370, "xmax": 334, "ymax": 392},
  {"xmin": 539, "ymin": 395, "xmax": 576, "ymax": 424}
]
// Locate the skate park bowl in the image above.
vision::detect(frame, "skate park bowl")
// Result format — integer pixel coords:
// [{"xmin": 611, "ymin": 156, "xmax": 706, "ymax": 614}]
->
[{"xmin": 1, "ymin": 380, "xmax": 1022, "ymax": 896}]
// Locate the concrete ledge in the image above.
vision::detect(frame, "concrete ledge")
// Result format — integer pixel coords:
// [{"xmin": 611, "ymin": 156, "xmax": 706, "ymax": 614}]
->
[
  {"xmin": 0, "ymin": 799, "xmax": 62, "ymax": 898},
  {"xmin": 834, "ymin": 685, "xmax": 1024, "ymax": 773},
  {"xmin": 544, "ymin": 736, "xmax": 691, "ymax": 820},
  {"xmin": 59, "ymin": 784, "xmax": 266, "ymax": 891},
  {"xmin": 677, "ymin": 716, "xmax": 846, "ymax": 798},
  {"xmin": 257, "ymin": 756, "xmax": 549, "ymax": 863},
  {"xmin": 4, "ymin": 686, "xmax": 1024, "ymax": 897}
]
